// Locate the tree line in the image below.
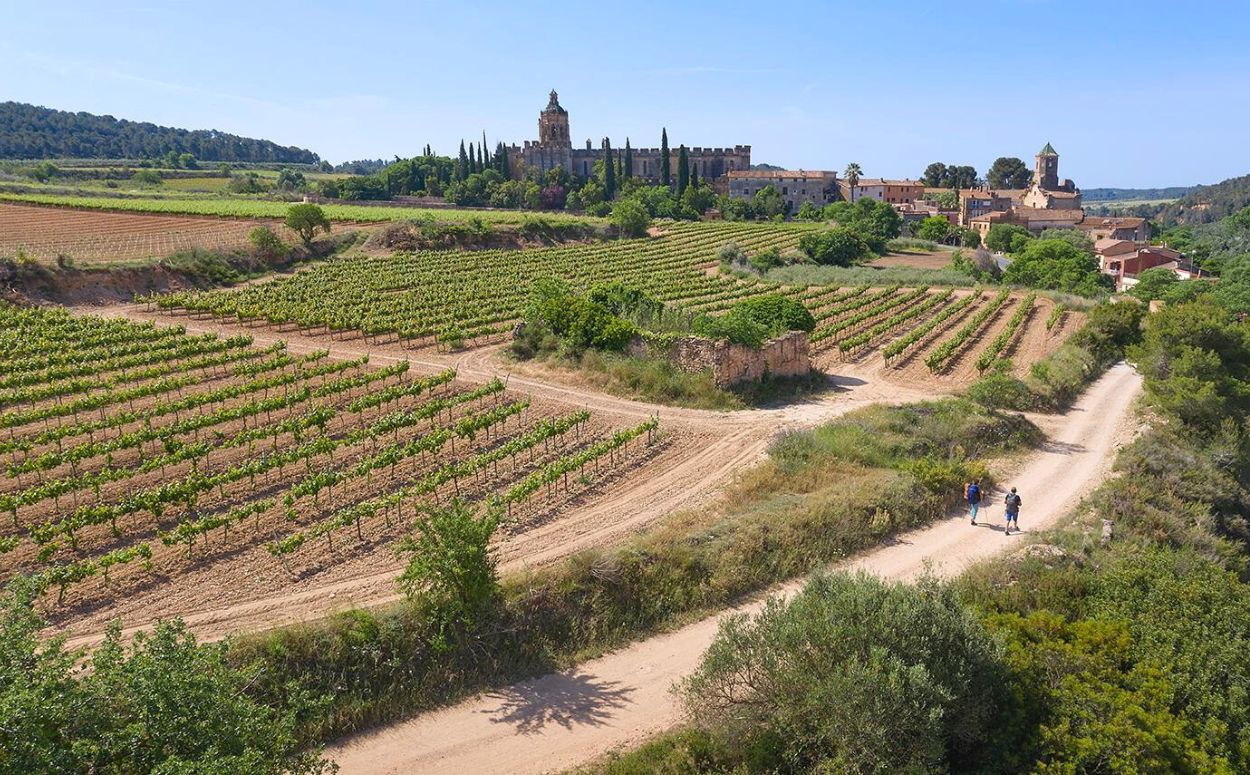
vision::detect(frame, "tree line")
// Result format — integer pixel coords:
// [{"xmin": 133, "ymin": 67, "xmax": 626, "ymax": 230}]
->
[{"xmin": 0, "ymin": 101, "xmax": 320, "ymax": 164}]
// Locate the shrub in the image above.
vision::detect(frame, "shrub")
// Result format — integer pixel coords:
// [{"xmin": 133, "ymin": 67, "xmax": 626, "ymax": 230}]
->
[
  {"xmin": 681, "ymin": 573, "xmax": 1004, "ymax": 773},
  {"xmin": 1002, "ymin": 239, "xmax": 1110, "ymax": 296},
  {"xmin": 247, "ymin": 225, "xmax": 288, "ymax": 259},
  {"xmin": 732, "ymin": 293, "xmax": 816, "ymax": 333},
  {"xmin": 798, "ymin": 227, "xmax": 871, "ymax": 266},
  {"xmin": 610, "ymin": 198, "xmax": 651, "ymax": 237},
  {"xmin": 985, "ymin": 223, "xmax": 1033, "ymax": 254}
]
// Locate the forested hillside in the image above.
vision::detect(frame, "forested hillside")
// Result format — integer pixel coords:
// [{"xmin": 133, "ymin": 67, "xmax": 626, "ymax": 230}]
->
[
  {"xmin": 0, "ymin": 102, "xmax": 320, "ymax": 164},
  {"xmin": 1082, "ymin": 185, "xmax": 1193, "ymax": 201},
  {"xmin": 1147, "ymin": 172, "xmax": 1250, "ymax": 224}
]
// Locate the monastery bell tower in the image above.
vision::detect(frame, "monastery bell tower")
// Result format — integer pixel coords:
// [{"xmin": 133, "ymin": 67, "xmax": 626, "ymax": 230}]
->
[
  {"xmin": 538, "ymin": 90, "xmax": 572, "ymax": 149},
  {"xmin": 1035, "ymin": 142, "xmax": 1059, "ymax": 190}
]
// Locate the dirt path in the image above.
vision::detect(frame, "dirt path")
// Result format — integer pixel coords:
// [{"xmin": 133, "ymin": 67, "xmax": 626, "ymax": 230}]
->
[
  {"xmin": 57, "ymin": 305, "xmax": 934, "ymax": 649},
  {"xmin": 324, "ymin": 362, "xmax": 1143, "ymax": 775}
]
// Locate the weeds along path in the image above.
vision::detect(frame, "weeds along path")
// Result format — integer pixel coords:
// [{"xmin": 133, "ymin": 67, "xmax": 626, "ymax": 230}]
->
[
  {"xmin": 324, "ymin": 362, "xmax": 1143, "ymax": 775},
  {"xmin": 57, "ymin": 305, "xmax": 933, "ymax": 649}
]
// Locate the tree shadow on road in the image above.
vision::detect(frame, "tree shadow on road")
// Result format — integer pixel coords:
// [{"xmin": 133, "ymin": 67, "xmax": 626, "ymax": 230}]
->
[{"xmin": 481, "ymin": 669, "xmax": 636, "ymax": 734}]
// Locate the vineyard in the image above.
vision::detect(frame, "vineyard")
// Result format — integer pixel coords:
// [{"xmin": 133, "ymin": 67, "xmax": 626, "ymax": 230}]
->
[
  {"xmin": 144, "ymin": 220, "xmax": 1077, "ymax": 382},
  {"xmin": 0, "ymin": 304, "xmax": 667, "ymax": 621},
  {"xmin": 0, "ymin": 202, "xmax": 277, "ymax": 264},
  {"xmin": 148, "ymin": 220, "xmax": 813, "ymax": 346},
  {"xmin": 0, "ymin": 192, "xmax": 599, "ymax": 225}
]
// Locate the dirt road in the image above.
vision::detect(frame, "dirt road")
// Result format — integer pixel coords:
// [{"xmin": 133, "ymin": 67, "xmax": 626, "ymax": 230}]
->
[
  {"xmin": 58, "ymin": 306, "xmax": 932, "ymax": 648},
  {"xmin": 324, "ymin": 362, "xmax": 1142, "ymax": 775}
]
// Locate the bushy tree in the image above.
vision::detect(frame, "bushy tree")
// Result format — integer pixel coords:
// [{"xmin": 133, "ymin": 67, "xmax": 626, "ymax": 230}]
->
[
  {"xmin": 1002, "ymin": 239, "xmax": 1109, "ymax": 295},
  {"xmin": 1129, "ymin": 267, "xmax": 1180, "ymax": 301},
  {"xmin": 247, "ymin": 225, "xmax": 287, "ymax": 259},
  {"xmin": 1039, "ymin": 227, "xmax": 1094, "ymax": 254},
  {"xmin": 681, "ymin": 574, "xmax": 1003, "ymax": 773},
  {"xmin": 283, "ymin": 203, "xmax": 331, "ymax": 247},
  {"xmin": 799, "ymin": 227, "xmax": 871, "ymax": 266},
  {"xmin": 985, "ymin": 223, "xmax": 1034, "ymax": 254},
  {"xmin": 987, "ymin": 156, "xmax": 1032, "ymax": 189},
  {"xmin": 396, "ymin": 500, "xmax": 501, "ymax": 640},
  {"xmin": 918, "ymin": 215, "xmax": 952, "ymax": 242},
  {"xmin": 610, "ymin": 198, "xmax": 651, "ymax": 238},
  {"xmin": 795, "ymin": 201, "xmax": 822, "ymax": 221},
  {"xmin": 0, "ymin": 580, "xmax": 331, "ymax": 774},
  {"xmin": 751, "ymin": 185, "xmax": 784, "ymax": 219}
]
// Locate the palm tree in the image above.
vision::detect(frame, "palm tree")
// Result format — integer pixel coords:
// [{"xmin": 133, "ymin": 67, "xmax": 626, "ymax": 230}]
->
[{"xmin": 844, "ymin": 163, "xmax": 863, "ymax": 203}]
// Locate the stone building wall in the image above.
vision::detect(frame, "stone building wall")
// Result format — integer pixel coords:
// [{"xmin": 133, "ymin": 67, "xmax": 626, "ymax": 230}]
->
[{"xmin": 632, "ymin": 331, "xmax": 811, "ymax": 387}]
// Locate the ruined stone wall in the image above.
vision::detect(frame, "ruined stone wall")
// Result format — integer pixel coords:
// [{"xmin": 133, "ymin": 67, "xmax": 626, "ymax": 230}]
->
[{"xmin": 633, "ymin": 331, "xmax": 810, "ymax": 387}]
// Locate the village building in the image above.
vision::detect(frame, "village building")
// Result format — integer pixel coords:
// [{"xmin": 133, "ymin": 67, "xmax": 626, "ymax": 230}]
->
[
  {"xmin": 1095, "ymin": 239, "xmax": 1203, "ymax": 290},
  {"xmin": 841, "ymin": 178, "xmax": 925, "ymax": 204},
  {"xmin": 726, "ymin": 169, "xmax": 840, "ymax": 212},
  {"xmin": 506, "ymin": 91, "xmax": 750, "ymax": 182}
]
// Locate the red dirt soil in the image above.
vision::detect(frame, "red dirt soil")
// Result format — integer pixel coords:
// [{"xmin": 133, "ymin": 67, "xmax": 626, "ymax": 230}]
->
[{"xmin": 0, "ymin": 202, "xmax": 275, "ymax": 264}]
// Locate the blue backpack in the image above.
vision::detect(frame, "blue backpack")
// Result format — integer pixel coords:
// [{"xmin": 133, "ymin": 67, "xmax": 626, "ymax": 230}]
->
[{"xmin": 967, "ymin": 483, "xmax": 980, "ymax": 503}]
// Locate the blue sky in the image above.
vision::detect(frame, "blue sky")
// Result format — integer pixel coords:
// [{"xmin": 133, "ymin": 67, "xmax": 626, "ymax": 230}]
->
[{"xmin": 4, "ymin": 1, "xmax": 1247, "ymax": 187}]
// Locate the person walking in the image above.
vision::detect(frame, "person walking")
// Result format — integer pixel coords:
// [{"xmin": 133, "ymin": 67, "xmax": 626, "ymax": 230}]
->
[
  {"xmin": 966, "ymin": 479, "xmax": 983, "ymax": 525},
  {"xmin": 1004, "ymin": 487, "xmax": 1022, "ymax": 535}
]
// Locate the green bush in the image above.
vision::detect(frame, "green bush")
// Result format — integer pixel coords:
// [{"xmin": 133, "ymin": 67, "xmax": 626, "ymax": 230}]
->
[
  {"xmin": 732, "ymin": 293, "xmax": 816, "ymax": 333},
  {"xmin": 0, "ymin": 580, "xmax": 331, "ymax": 774},
  {"xmin": 680, "ymin": 574, "xmax": 1005, "ymax": 773},
  {"xmin": 798, "ymin": 226, "xmax": 871, "ymax": 266}
]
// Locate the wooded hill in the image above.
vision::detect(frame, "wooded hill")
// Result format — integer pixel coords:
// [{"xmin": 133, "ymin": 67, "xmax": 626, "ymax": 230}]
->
[{"xmin": 0, "ymin": 102, "xmax": 320, "ymax": 164}]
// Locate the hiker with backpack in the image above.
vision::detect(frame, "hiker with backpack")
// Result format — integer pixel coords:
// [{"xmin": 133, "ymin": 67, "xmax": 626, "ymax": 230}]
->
[
  {"xmin": 966, "ymin": 479, "xmax": 983, "ymax": 525},
  {"xmin": 1004, "ymin": 487, "xmax": 1022, "ymax": 535}
]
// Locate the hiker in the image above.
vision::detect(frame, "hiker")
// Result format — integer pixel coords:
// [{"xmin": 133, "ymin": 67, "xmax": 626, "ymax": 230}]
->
[
  {"xmin": 1004, "ymin": 487, "xmax": 1022, "ymax": 535},
  {"xmin": 966, "ymin": 479, "xmax": 983, "ymax": 525}
]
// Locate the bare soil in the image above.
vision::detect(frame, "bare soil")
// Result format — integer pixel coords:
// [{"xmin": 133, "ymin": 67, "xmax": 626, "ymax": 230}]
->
[
  {"xmin": 868, "ymin": 248, "xmax": 954, "ymax": 269},
  {"xmin": 0, "ymin": 202, "xmax": 275, "ymax": 264}
]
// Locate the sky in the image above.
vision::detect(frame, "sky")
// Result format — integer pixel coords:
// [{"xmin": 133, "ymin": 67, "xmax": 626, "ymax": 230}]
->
[{"xmin": 3, "ymin": 0, "xmax": 1248, "ymax": 188}]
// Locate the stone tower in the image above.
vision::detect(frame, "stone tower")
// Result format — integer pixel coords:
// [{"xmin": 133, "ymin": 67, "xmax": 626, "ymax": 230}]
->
[
  {"xmin": 1035, "ymin": 142, "xmax": 1059, "ymax": 190},
  {"xmin": 538, "ymin": 90, "xmax": 571, "ymax": 149}
]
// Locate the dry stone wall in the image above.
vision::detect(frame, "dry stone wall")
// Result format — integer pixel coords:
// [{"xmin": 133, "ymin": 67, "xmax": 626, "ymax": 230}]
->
[{"xmin": 633, "ymin": 331, "xmax": 811, "ymax": 387}]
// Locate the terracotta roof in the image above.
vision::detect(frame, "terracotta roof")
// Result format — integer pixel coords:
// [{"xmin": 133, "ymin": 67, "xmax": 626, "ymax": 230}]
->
[
  {"xmin": 1095, "ymin": 238, "xmax": 1138, "ymax": 255},
  {"xmin": 1043, "ymin": 190, "xmax": 1081, "ymax": 199},
  {"xmin": 852, "ymin": 178, "xmax": 886, "ymax": 187},
  {"xmin": 726, "ymin": 169, "xmax": 836, "ymax": 180},
  {"xmin": 1018, "ymin": 208, "xmax": 1083, "ymax": 222},
  {"xmin": 1081, "ymin": 216, "xmax": 1146, "ymax": 229},
  {"xmin": 882, "ymin": 179, "xmax": 923, "ymax": 187}
]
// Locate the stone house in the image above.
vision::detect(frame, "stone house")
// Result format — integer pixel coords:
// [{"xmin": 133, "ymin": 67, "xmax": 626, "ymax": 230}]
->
[{"xmin": 726, "ymin": 169, "xmax": 840, "ymax": 212}]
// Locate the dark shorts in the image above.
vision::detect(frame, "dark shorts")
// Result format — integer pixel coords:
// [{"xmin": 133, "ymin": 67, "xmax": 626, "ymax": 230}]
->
[{"xmin": 1006, "ymin": 510, "xmax": 1019, "ymax": 520}]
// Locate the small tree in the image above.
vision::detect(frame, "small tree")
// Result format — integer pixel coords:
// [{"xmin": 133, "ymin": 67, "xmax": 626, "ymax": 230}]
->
[
  {"xmin": 918, "ymin": 215, "xmax": 952, "ymax": 242},
  {"xmin": 610, "ymin": 198, "xmax": 651, "ymax": 237},
  {"xmin": 396, "ymin": 500, "xmax": 501, "ymax": 638},
  {"xmin": 752, "ymin": 185, "xmax": 784, "ymax": 219},
  {"xmin": 248, "ymin": 226, "xmax": 288, "ymax": 259},
  {"xmin": 284, "ymin": 203, "xmax": 331, "ymax": 247},
  {"xmin": 796, "ymin": 201, "xmax": 822, "ymax": 221}
]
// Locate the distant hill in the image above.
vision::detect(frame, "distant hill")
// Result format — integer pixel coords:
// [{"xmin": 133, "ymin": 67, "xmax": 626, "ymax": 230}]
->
[
  {"xmin": 750, "ymin": 163, "xmax": 785, "ymax": 171},
  {"xmin": 0, "ymin": 102, "xmax": 320, "ymax": 164},
  {"xmin": 1153, "ymin": 173, "xmax": 1250, "ymax": 225},
  {"xmin": 1082, "ymin": 186, "xmax": 1194, "ymax": 202}
]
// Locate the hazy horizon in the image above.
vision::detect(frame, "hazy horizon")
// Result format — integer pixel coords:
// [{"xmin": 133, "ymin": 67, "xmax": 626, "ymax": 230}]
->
[{"xmin": 5, "ymin": 0, "xmax": 1248, "ymax": 188}]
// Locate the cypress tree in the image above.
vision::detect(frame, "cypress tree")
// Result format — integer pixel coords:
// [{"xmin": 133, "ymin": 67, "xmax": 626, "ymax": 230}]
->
[
  {"xmin": 456, "ymin": 140, "xmax": 468, "ymax": 181},
  {"xmin": 677, "ymin": 145, "xmax": 689, "ymax": 196},
  {"xmin": 690, "ymin": 160, "xmax": 699, "ymax": 190},
  {"xmin": 603, "ymin": 137, "xmax": 616, "ymax": 200},
  {"xmin": 482, "ymin": 132, "xmax": 489, "ymax": 168},
  {"xmin": 495, "ymin": 141, "xmax": 509, "ymax": 176},
  {"xmin": 660, "ymin": 128, "xmax": 671, "ymax": 188},
  {"xmin": 469, "ymin": 143, "xmax": 477, "ymax": 174},
  {"xmin": 624, "ymin": 138, "xmax": 633, "ymax": 179}
]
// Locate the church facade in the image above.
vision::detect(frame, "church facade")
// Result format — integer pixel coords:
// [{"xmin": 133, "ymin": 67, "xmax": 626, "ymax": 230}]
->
[{"xmin": 506, "ymin": 91, "xmax": 750, "ymax": 182}]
